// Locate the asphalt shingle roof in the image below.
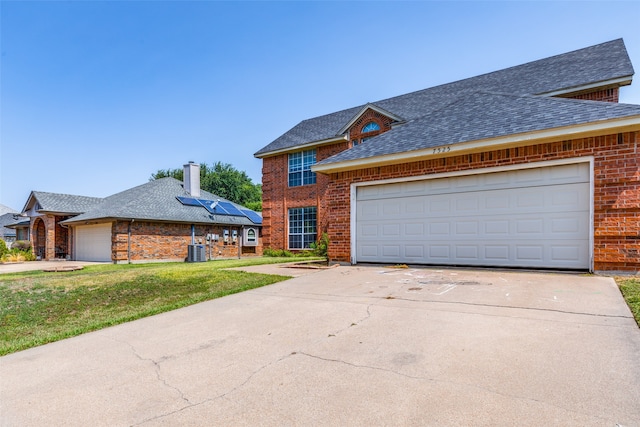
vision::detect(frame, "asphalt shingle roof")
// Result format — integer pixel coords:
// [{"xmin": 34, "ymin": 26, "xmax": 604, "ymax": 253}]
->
[
  {"xmin": 0, "ymin": 213, "xmax": 19, "ymax": 240},
  {"xmin": 63, "ymin": 178, "xmax": 258, "ymax": 226},
  {"xmin": 317, "ymin": 93, "xmax": 640, "ymax": 164},
  {"xmin": 255, "ymin": 39, "xmax": 635, "ymax": 157},
  {"xmin": 30, "ymin": 192, "xmax": 104, "ymax": 214}
]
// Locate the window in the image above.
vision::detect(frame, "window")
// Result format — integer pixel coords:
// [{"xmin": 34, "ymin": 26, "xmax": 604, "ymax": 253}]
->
[
  {"xmin": 288, "ymin": 207, "xmax": 317, "ymax": 249},
  {"xmin": 288, "ymin": 149, "xmax": 316, "ymax": 187},
  {"xmin": 362, "ymin": 121, "xmax": 380, "ymax": 133}
]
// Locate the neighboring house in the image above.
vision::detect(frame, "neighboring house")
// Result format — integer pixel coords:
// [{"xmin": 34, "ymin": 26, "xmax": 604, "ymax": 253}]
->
[
  {"xmin": 255, "ymin": 39, "xmax": 640, "ymax": 273},
  {"xmin": 21, "ymin": 192, "xmax": 104, "ymax": 259},
  {"xmin": 21, "ymin": 163, "xmax": 262, "ymax": 262},
  {"xmin": 1, "ymin": 204, "xmax": 29, "ymax": 243},
  {"xmin": 0, "ymin": 213, "xmax": 17, "ymax": 245}
]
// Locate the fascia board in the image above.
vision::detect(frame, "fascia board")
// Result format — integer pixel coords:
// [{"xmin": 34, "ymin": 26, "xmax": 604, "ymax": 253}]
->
[
  {"xmin": 312, "ymin": 115, "xmax": 640, "ymax": 174},
  {"xmin": 537, "ymin": 76, "xmax": 633, "ymax": 97},
  {"xmin": 254, "ymin": 136, "xmax": 348, "ymax": 158}
]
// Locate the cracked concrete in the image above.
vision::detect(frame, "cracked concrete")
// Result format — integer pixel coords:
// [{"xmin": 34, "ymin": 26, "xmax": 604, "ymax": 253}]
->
[{"xmin": 1, "ymin": 265, "xmax": 639, "ymax": 426}]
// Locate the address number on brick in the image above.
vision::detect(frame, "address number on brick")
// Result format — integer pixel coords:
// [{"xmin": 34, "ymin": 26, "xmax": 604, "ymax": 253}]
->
[{"xmin": 433, "ymin": 146, "xmax": 452, "ymax": 154}]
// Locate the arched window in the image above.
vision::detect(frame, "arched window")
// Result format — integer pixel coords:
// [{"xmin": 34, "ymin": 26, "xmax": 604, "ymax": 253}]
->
[{"xmin": 361, "ymin": 121, "xmax": 380, "ymax": 133}]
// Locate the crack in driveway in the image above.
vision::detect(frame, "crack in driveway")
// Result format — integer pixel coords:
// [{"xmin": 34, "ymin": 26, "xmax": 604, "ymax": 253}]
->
[
  {"xmin": 293, "ymin": 351, "xmax": 614, "ymax": 424},
  {"xmin": 103, "ymin": 335, "xmax": 192, "ymax": 407},
  {"xmin": 135, "ymin": 304, "xmax": 376, "ymax": 425}
]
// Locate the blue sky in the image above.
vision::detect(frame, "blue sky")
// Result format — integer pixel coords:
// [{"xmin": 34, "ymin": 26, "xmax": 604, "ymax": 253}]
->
[{"xmin": 1, "ymin": 1, "xmax": 639, "ymax": 211}]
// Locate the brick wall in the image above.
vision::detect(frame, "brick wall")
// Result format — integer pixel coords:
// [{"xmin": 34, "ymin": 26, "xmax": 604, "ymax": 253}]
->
[
  {"xmin": 348, "ymin": 108, "xmax": 394, "ymax": 145},
  {"xmin": 324, "ymin": 131, "xmax": 639, "ymax": 272},
  {"xmin": 565, "ymin": 87, "xmax": 619, "ymax": 103},
  {"xmin": 111, "ymin": 221, "xmax": 262, "ymax": 263},
  {"xmin": 261, "ymin": 141, "xmax": 350, "ymax": 250}
]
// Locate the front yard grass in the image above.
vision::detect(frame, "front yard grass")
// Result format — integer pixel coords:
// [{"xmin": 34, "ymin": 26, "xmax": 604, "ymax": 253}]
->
[
  {"xmin": 0, "ymin": 257, "xmax": 302, "ymax": 356},
  {"xmin": 617, "ymin": 276, "xmax": 640, "ymax": 326}
]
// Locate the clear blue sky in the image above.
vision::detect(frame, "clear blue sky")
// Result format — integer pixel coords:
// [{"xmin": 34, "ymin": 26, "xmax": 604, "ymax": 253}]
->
[{"xmin": 1, "ymin": 1, "xmax": 639, "ymax": 211}]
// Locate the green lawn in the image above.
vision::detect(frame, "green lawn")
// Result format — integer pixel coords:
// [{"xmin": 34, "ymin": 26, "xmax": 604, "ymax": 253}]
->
[
  {"xmin": 0, "ymin": 257, "xmax": 301, "ymax": 356},
  {"xmin": 617, "ymin": 276, "xmax": 640, "ymax": 327}
]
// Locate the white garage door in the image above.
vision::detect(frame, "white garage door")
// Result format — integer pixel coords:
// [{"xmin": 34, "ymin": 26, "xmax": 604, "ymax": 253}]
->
[
  {"xmin": 355, "ymin": 163, "xmax": 590, "ymax": 269},
  {"xmin": 75, "ymin": 223, "xmax": 112, "ymax": 262}
]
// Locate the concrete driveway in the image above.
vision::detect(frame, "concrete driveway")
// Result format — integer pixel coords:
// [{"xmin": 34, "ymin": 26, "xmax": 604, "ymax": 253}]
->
[{"xmin": 1, "ymin": 265, "xmax": 639, "ymax": 426}]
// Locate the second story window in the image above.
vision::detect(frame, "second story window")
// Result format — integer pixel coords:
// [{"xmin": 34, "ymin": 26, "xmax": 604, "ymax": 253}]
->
[
  {"xmin": 288, "ymin": 149, "xmax": 316, "ymax": 187},
  {"xmin": 362, "ymin": 121, "xmax": 381, "ymax": 133}
]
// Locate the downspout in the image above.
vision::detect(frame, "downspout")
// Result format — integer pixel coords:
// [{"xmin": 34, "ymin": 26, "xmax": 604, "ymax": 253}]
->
[{"xmin": 191, "ymin": 224, "xmax": 195, "ymax": 245}]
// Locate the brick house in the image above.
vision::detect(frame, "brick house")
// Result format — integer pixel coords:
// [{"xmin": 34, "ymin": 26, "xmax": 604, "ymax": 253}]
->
[
  {"xmin": 255, "ymin": 39, "xmax": 640, "ymax": 273},
  {"xmin": 20, "ymin": 163, "xmax": 262, "ymax": 262}
]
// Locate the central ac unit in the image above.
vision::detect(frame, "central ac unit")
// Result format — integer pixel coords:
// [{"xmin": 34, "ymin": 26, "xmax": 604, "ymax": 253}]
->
[{"xmin": 187, "ymin": 244, "xmax": 206, "ymax": 262}]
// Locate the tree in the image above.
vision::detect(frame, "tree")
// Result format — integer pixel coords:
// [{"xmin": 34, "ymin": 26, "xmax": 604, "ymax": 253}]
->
[{"xmin": 151, "ymin": 162, "xmax": 262, "ymax": 211}]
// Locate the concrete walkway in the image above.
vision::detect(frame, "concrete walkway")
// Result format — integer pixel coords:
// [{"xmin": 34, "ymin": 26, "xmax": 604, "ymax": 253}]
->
[
  {"xmin": 1, "ymin": 266, "xmax": 639, "ymax": 426},
  {"xmin": 0, "ymin": 260, "xmax": 108, "ymax": 274}
]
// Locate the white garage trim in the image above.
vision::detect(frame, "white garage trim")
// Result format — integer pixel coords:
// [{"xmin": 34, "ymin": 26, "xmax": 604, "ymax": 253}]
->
[
  {"xmin": 74, "ymin": 223, "xmax": 113, "ymax": 262},
  {"xmin": 350, "ymin": 157, "xmax": 594, "ymax": 271}
]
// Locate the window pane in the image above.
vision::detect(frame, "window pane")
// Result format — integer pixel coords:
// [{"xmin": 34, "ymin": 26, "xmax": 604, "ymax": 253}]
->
[
  {"xmin": 362, "ymin": 121, "xmax": 380, "ymax": 133},
  {"xmin": 288, "ymin": 207, "xmax": 317, "ymax": 250},
  {"xmin": 288, "ymin": 149, "xmax": 316, "ymax": 187}
]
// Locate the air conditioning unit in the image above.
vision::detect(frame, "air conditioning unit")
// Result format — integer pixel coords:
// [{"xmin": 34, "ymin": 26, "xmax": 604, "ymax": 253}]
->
[
  {"xmin": 187, "ymin": 244, "xmax": 206, "ymax": 262},
  {"xmin": 243, "ymin": 227, "xmax": 259, "ymax": 246}
]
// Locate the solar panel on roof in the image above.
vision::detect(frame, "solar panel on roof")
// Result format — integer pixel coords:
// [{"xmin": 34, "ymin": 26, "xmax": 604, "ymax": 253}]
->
[
  {"xmin": 178, "ymin": 196, "xmax": 261, "ymax": 223},
  {"xmin": 241, "ymin": 209, "xmax": 263, "ymax": 224},
  {"xmin": 216, "ymin": 201, "xmax": 244, "ymax": 216},
  {"xmin": 176, "ymin": 196, "xmax": 201, "ymax": 206}
]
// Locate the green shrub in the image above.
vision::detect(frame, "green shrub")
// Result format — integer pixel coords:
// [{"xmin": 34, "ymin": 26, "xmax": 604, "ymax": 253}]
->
[
  {"xmin": 1, "ymin": 241, "xmax": 36, "ymax": 262},
  {"xmin": 0, "ymin": 239, "xmax": 8, "ymax": 258},
  {"xmin": 310, "ymin": 233, "xmax": 329, "ymax": 258},
  {"xmin": 11, "ymin": 240, "xmax": 31, "ymax": 251},
  {"xmin": 263, "ymin": 247, "xmax": 294, "ymax": 257}
]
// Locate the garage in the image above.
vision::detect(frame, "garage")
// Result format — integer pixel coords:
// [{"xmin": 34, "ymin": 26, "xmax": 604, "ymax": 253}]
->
[
  {"xmin": 75, "ymin": 223, "xmax": 112, "ymax": 262},
  {"xmin": 355, "ymin": 162, "xmax": 591, "ymax": 269}
]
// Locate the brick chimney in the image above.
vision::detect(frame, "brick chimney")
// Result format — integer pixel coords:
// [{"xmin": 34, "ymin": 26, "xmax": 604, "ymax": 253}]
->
[{"xmin": 183, "ymin": 162, "xmax": 201, "ymax": 198}]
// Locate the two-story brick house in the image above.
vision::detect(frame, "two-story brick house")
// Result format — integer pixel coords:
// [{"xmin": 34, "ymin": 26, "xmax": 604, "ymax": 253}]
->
[{"xmin": 255, "ymin": 39, "xmax": 640, "ymax": 272}]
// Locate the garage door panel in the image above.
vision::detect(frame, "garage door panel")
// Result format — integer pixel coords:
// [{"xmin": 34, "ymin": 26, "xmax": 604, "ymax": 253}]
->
[
  {"xmin": 356, "ymin": 163, "xmax": 590, "ymax": 269},
  {"xmin": 358, "ymin": 239, "xmax": 589, "ymax": 268},
  {"xmin": 357, "ymin": 164, "xmax": 589, "ymax": 202},
  {"xmin": 358, "ymin": 211, "xmax": 588, "ymax": 242}
]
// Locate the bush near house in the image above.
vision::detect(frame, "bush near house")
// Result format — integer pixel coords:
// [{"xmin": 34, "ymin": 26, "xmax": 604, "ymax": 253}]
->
[
  {"xmin": 11, "ymin": 240, "xmax": 31, "ymax": 251},
  {"xmin": 1, "ymin": 241, "xmax": 35, "ymax": 263}
]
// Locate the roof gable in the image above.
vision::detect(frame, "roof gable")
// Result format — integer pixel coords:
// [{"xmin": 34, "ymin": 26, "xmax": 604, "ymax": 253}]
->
[
  {"xmin": 337, "ymin": 103, "xmax": 405, "ymax": 135},
  {"xmin": 22, "ymin": 191, "xmax": 104, "ymax": 215}
]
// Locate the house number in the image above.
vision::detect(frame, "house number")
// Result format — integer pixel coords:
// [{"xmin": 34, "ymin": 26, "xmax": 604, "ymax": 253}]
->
[{"xmin": 433, "ymin": 146, "xmax": 452, "ymax": 154}]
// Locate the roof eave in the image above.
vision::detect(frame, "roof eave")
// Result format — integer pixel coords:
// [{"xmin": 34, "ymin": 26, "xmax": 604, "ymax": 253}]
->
[
  {"xmin": 254, "ymin": 135, "xmax": 348, "ymax": 159},
  {"xmin": 62, "ymin": 216, "xmax": 257, "ymax": 227},
  {"xmin": 537, "ymin": 75, "xmax": 633, "ymax": 98},
  {"xmin": 312, "ymin": 115, "xmax": 640, "ymax": 174}
]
